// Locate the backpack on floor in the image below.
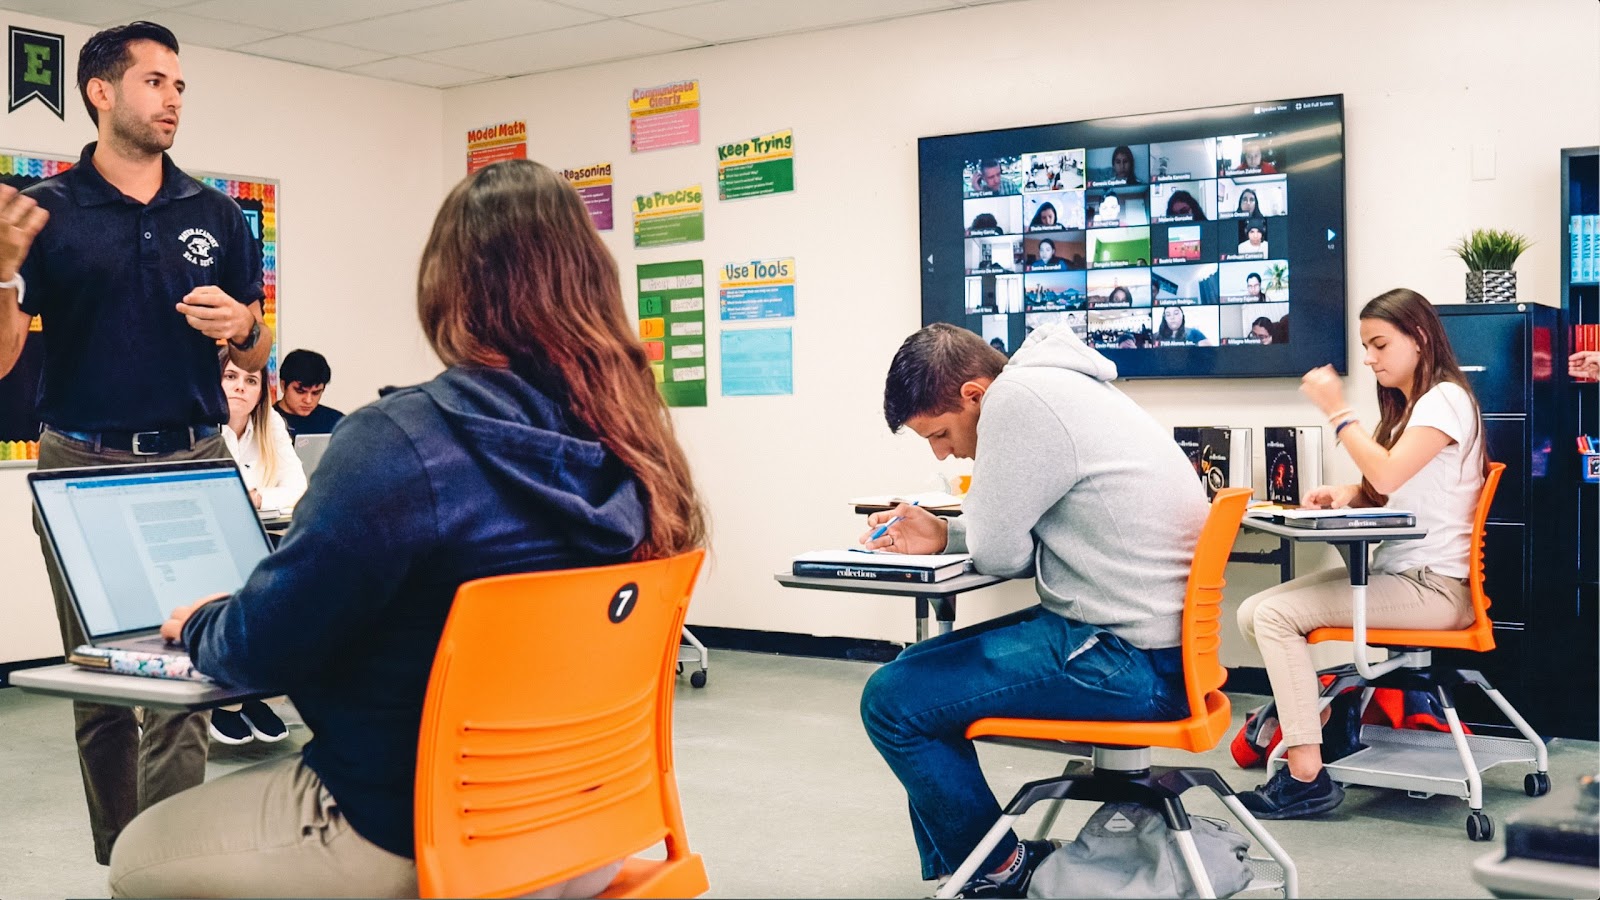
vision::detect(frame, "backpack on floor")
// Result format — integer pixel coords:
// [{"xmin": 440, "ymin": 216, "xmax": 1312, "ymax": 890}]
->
[
  {"xmin": 1230, "ymin": 672, "xmax": 1470, "ymax": 769},
  {"xmin": 1027, "ymin": 802, "xmax": 1254, "ymax": 899}
]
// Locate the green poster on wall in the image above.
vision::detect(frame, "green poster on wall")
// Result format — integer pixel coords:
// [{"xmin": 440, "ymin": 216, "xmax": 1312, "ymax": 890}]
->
[
  {"xmin": 636, "ymin": 260, "xmax": 707, "ymax": 407},
  {"xmin": 717, "ymin": 129, "xmax": 794, "ymax": 200},
  {"xmin": 633, "ymin": 184, "xmax": 705, "ymax": 248}
]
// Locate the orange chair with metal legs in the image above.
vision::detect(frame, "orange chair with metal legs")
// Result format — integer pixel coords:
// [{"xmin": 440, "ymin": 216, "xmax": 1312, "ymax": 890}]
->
[
  {"xmin": 415, "ymin": 550, "xmax": 710, "ymax": 898},
  {"xmin": 1266, "ymin": 462, "xmax": 1550, "ymax": 841},
  {"xmin": 935, "ymin": 488, "xmax": 1298, "ymax": 900}
]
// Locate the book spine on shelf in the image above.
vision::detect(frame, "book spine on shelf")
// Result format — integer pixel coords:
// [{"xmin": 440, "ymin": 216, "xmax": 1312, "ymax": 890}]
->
[{"xmin": 791, "ymin": 564, "xmax": 933, "ymax": 583}]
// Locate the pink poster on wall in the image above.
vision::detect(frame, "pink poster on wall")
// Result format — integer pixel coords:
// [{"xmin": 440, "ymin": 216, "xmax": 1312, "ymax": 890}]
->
[{"xmin": 629, "ymin": 80, "xmax": 700, "ymax": 153}]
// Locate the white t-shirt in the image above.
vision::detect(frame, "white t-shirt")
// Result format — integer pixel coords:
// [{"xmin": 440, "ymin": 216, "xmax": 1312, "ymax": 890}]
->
[
  {"xmin": 1235, "ymin": 240, "xmax": 1268, "ymax": 257},
  {"xmin": 222, "ymin": 409, "xmax": 308, "ymax": 512},
  {"xmin": 1371, "ymin": 382, "xmax": 1484, "ymax": 579}
]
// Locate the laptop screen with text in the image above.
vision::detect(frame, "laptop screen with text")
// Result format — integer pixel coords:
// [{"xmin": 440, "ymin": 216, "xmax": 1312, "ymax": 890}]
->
[{"xmin": 31, "ymin": 462, "xmax": 271, "ymax": 640}]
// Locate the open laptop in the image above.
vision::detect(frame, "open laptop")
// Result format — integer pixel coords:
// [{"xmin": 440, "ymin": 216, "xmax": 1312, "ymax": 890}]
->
[
  {"xmin": 293, "ymin": 432, "xmax": 331, "ymax": 478},
  {"xmin": 29, "ymin": 459, "xmax": 272, "ymax": 659}
]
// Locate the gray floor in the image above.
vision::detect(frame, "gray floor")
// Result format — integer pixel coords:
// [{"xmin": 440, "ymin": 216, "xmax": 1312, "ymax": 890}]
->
[{"xmin": 1, "ymin": 650, "xmax": 1595, "ymax": 899}]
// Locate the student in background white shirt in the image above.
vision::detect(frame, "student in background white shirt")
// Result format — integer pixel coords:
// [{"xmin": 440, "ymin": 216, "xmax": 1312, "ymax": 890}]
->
[
  {"xmin": 1235, "ymin": 288, "xmax": 1486, "ymax": 819},
  {"xmin": 222, "ymin": 360, "xmax": 306, "ymax": 512},
  {"xmin": 214, "ymin": 359, "xmax": 305, "ymax": 745}
]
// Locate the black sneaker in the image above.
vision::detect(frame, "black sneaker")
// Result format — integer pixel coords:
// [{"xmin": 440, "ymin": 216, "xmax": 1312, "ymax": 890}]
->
[
  {"xmin": 952, "ymin": 839, "xmax": 1057, "ymax": 898},
  {"xmin": 240, "ymin": 699, "xmax": 289, "ymax": 743},
  {"xmin": 1238, "ymin": 765, "xmax": 1345, "ymax": 819},
  {"xmin": 208, "ymin": 707, "xmax": 253, "ymax": 745}
]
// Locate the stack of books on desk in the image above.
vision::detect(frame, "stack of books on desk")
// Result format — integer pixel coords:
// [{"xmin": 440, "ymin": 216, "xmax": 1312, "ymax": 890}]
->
[
  {"xmin": 1249, "ymin": 508, "xmax": 1416, "ymax": 529},
  {"xmin": 791, "ymin": 550, "xmax": 973, "ymax": 583}
]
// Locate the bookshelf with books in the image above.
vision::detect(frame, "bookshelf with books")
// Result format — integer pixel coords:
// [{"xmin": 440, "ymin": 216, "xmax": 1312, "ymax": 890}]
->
[{"xmin": 1558, "ymin": 146, "xmax": 1597, "ymax": 740}]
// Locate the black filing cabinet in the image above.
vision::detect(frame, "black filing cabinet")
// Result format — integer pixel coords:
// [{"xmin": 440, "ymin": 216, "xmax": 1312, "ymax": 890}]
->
[{"xmin": 1434, "ymin": 303, "xmax": 1577, "ymax": 737}]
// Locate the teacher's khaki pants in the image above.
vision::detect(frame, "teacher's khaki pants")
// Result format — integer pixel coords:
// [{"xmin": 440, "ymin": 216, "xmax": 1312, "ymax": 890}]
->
[
  {"xmin": 34, "ymin": 428, "xmax": 225, "ymax": 864},
  {"xmin": 1237, "ymin": 565, "xmax": 1472, "ymax": 748}
]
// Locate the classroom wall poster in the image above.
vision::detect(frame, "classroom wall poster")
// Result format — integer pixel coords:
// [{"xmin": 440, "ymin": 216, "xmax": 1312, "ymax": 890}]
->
[
  {"xmin": 466, "ymin": 119, "xmax": 526, "ymax": 174},
  {"xmin": 633, "ymin": 184, "xmax": 704, "ymax": 248},
  {"xmin": 717, "ymin": 129, "xmax": 794, "ymax": 200},
  {"xmin": 629, "ymin": 79, "xmax": 699, "ymax": 152},
  {"xmin": 721, "ymin": 327, "xmax": 793, "ymax": 397},
  {"xmin": 0, "ymin": 151, "xmax": 280, "ymax": 460},
  {"xmin": 637, "ymin": 261, "xmax": 707, "ymax": 407},
  {"xmin": 719, "ymin": 257, "xmax": 795, "ymax": 321},
  {"xmin": 561, "ymin": 161, "xmax": 614, "ymax": 231}
]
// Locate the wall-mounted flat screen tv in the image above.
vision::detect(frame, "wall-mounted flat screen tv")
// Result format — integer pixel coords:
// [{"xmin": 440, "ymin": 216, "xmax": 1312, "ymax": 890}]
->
[{"xmin": 918, "ymin": 94, "xmax": 1346, "ymax": 377}]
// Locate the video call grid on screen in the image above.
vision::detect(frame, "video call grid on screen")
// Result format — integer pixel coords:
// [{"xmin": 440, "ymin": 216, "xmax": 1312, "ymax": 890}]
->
[
  {"xmin": 922, "ymin": 95, "xmax": 1346, "ymax": 376},
  {"xmin": 33, "ymin": 467, "xmax": 271, "ymax": 639}
]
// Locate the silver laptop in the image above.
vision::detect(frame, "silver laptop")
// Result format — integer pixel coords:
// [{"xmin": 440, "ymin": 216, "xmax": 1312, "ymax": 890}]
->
[
  {"xmin": 293, "ymin": 432, "xmax": 331, "ymax": 478},
  {"xmin": 29, "ymin": 459, "xmax": 272, "ymax": 655}
]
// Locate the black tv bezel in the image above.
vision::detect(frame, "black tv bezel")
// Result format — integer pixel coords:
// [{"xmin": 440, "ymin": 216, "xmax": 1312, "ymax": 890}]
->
[{"xmin": 917, "ymin": 93, "xmax": 1348, "ymax": 379}]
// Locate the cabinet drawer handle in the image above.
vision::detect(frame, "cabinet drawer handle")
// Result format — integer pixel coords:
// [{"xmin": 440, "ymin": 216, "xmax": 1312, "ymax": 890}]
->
[{"xmin": 1462, "ymin": 365, "xmax": 1488, "ymax": 372}]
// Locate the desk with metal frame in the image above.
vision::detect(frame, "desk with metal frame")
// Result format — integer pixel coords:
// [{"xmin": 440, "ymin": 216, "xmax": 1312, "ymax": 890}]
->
[
  {"xmin": 774, "ymin": 570, "xmax": 1007, "ymax": 643},
  {"xmin": 9, "ymin": 664, "xmax": 266, "ymax": 711}
]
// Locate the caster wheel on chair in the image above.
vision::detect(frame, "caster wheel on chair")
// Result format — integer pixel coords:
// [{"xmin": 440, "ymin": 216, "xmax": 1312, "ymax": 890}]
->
[
  {"xmin": 1525, "ymin": 773, "xmax": 1550, "ymax": 797},
  {"xmin": 690, "ymin": 670, "xmax": 707, "ymax": 688},
  {"xmin": 1466, "ymin": 811, "xmax": 1494, "ymax": 842}
]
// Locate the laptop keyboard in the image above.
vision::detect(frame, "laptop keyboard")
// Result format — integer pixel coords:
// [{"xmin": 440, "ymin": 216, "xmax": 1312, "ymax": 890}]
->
[{"xmin": 108, "ymin": 635, "xmax": 186, "ymax": 655}]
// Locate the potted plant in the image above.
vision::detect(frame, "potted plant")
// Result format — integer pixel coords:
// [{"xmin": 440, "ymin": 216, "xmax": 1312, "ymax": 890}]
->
[{"xmin": 1451, "ymin": 228, "xmax": 1532, "ymax": 302}]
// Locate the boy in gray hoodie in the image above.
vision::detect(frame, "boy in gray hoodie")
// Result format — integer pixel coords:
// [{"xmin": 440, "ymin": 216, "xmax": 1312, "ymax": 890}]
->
[{"xmin": 859, "ymin": 322, "xmax": 1208, "ymax": 898}]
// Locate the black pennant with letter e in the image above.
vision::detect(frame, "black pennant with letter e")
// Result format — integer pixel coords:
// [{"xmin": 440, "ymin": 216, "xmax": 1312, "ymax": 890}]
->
[{"xmin": 9, "ymin": 26, "xmax": 65, "ymax": 119}]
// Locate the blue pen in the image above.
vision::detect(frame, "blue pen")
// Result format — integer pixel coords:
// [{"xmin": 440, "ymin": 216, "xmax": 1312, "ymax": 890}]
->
[{"xmin": 868, "ymin": 500, "xmax": 921, "ymax": 543}]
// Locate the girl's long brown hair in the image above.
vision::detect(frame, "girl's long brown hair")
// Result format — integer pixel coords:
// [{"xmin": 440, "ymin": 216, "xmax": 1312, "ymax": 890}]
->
[
  {"xmin": 1356, "ymin": 288, "xmax": 1487, "ymax": 507},
  {"xmin": 418, "ymin": 160, "xmax": 706, "ymax": 558}
]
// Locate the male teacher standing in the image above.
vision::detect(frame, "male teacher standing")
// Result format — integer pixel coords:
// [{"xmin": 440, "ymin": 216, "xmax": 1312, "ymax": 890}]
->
[{"xmin": 0, "ymin": 21, "xmax": 270, "ymax": 864}]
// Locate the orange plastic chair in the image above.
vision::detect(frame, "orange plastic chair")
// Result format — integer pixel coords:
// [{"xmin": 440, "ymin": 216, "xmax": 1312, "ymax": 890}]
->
[
  {"xmin": 935, "ymin": 489, "xmax": 1298, "ymax": 900},
  {"xmin": 1274, "ymin": 463, "xmax": 1550, "ymax": 841},
  {"xmin": 415, "ymin": 550, "xmax": 709, "ymax": 899}
]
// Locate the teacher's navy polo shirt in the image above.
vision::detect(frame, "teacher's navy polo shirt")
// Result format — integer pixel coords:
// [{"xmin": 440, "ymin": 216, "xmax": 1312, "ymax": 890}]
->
[{"xmin": 18, "ymin": 142, "xmax": 265, "ymax": 432}]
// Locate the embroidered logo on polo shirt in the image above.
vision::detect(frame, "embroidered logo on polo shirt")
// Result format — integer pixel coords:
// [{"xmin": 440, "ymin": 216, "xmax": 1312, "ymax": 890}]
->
[{"xmin": 179, "ymin": 227, "xmax": 220, "ymax": 267}]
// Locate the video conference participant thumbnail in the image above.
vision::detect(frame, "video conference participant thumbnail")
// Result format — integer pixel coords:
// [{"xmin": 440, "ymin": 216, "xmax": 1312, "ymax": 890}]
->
[
  {"xmin": 1087, "ymin": 308, "xmax": 1156, "ymax": 349},
  {"xmin": 1155, "ymin": 304, "xmax": 1219, "ymax": 347},
  {"xmin": 1151, "ymin": 220, "xmax": 1219, "ymax": 265},
  {"xmin": 966, "ymin": 273, "xmax": 1024, "ymax": 315},
  {"xmin": 1218, "ymin": 260, "xmax": 1288, "ymax": 304},
  {"xmin": 1087, "ymin": 226, "xmax": 1150, "ymax": 269},
  {"xmin": 1151, "ymin": 263, "xmax": 1220, "ymax": 306},
  {"xmin": 981, "ymin": 313, "xmax": 1013, "ymax": 356},
  {"xmin": 1151, "ymin": 180, "xmax": 1216, "ymax": 222},
  {"xmin": 964, "ymin": 196, "xmax": 1024, "ymax": 236},
  {"xmin": 1219, "ymin": 302, "xmax": 1290, "ymax": 345},
  {"xmin": 1024, "ymin": 190, "xmax": 1087, "ymax": 232},
  {"xmin": 1025, "ymin": 233, "xmax": 1086, "ymax": 271},
  {"xmin": 1024, "ymin": 270, "xmax": 1088, "ymax": 311},
  {"xmin": 1149, "ymin": 138, "xmax": 1218, "ymax": 182},
  {"xmin": 1216, "ymin": 133, "xmax": 1283, "ymax": 177},
  {"xmin": 963, "ymin": 157, "xmax": 1023, "ymax": 197},
  {"xmin": 1087, "ymin": 269, "xmax": 1152, "ymax": 309},
  {"xmin": 1223, "ymin": 217, "xmax": 1280, "ymax": 260},
  {"xmin": 1218, "ymin": 175, "xmax": 1288, "ymax": 219},
  {"xmin": 1021, "ymin": 149, "xmax": 1086, "ymax": 192},
  {"xmin": 1025, "ymin": 310, "xmax": 1087, "ymax": 343},
  {"xmin": 1086, "ymin": 186, "xmax": 1150, "ymax": 228},
  {"xmin": 1086, "ymin": 144, "xmax": 1148, "ymax": 187},
  {"xmin": 965, "ymin": 235, "xmax": 1023, "ymax": 274}
]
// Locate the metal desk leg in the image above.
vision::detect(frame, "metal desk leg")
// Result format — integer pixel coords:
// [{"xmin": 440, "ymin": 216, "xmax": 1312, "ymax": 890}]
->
[
  {"xmin": 932, "ymin": 595, "xmax": 957, "ymax": 636},
  {"xmin": 915, "ymin": 595, "xmax": 930, "ymax": 643}
]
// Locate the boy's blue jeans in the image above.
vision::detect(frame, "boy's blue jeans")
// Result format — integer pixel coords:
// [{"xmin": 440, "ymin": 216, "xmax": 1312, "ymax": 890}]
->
[{"xmin": 859, "ymin": 605, "xmax": 1187, "ymax": 881}]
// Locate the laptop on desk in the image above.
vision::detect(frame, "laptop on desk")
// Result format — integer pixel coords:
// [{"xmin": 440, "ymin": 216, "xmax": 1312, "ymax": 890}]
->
[
  {"xmin": 293, "ymin": 432, "xmax": 331, "ymax": 478},
  {"xmin": 29, "ymin": 460, "xmax": 272, "ymax": 666}
]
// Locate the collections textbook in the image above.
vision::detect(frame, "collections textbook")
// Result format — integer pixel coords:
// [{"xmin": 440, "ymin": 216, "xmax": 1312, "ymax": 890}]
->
[{"xmin": 791, "ymin": 551, "xmax": 973, "ymax": 583}]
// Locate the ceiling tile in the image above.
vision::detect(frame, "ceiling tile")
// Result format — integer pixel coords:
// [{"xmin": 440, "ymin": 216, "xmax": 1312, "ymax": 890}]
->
[
  {"xmin": 232, "ymin": 34, "xmax": 390, "ymax": 69},
  {"xmin": 149, "ymin": 11, "xmax": 278, "ymax": 49},
  {"xmin": 551, "ymin": 0, "xmax": 714, "ymax": 14},
  {"xmin": 345, "ymin": 55, "xmax": 495, "ymax": 88},
  {"xmin": 0, "ymin": 0, "xmax": 160, "ymax": 26},
  {"xmin": 125, "ymin": 0, "xmax": 203, "ymax": 6},
  {"xmin": 628, "ymin": 0, "xmax": 957, "ymax": 42},
  {"xmin": 177, "ymin": 0, "xmax": 449, "ymax": 32},
  {"xmin": 305, "ymin": 0, "xmax": 601, "ymax": 56},
  {"xmin": 419, "ymin": 17, "xmax": 699, "ymax": 77}
]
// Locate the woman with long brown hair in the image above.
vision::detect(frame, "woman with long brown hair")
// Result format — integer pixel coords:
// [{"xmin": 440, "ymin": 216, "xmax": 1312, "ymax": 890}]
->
[
  {"xmin": 1236, "ymin": 288, "xmax": 1486, "ymax": 819},
  {"xmin": 108, "ymin": 159, "xmax": 705, "ymax": 898}
]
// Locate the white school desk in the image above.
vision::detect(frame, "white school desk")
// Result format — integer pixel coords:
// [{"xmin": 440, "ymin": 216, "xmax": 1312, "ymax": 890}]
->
[
  {"xmin": 10, "ymin": 664, "xmax": 266, "ymax": 711},
  {"xmin": 774, "ymin": 570, "xmax": 1007, "ymax": 642}
]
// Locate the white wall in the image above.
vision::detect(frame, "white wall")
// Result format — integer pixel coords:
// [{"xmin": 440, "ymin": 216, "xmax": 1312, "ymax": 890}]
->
[
  {"xmin": 0, "ymin": 9, "xmax": 445, "ymax": 664},
  {"xmin": 441, "ymin": 0, "xmax": 1600, "ymax": 662}
]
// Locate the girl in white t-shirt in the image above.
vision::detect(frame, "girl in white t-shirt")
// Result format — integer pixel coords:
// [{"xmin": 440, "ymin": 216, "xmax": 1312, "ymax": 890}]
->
[
  {"xmin": 213, "ymin": 360, "xmax": 308, "ymax": 745},
  {"xmin": 1236, "ymin": 288, "xmax": 1486, "ymax": 819}
]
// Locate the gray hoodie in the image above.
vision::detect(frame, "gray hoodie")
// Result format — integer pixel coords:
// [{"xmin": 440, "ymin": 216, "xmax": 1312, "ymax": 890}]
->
[{"xmin": 944, "ymin": 324, "xmax": 1208, "ymax": 649}]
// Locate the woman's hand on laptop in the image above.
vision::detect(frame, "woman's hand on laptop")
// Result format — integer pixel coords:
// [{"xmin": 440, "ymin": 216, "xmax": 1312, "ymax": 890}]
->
[
  {"xmin": 160, "ymin": 592, "xmax": 230, "ymax": 643},
  {"xmin": 860, "ymin": 503, "xmax": 948, "ymax": 555}
]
